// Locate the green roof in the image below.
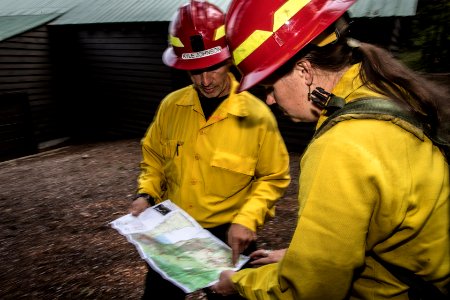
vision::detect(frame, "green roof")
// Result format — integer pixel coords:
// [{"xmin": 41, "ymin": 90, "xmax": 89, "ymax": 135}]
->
[
  {"xmin": 0, "ymin": 0, "xmax": 419, "ymax": 42},
  {"xmin": 50, "ymin": 0, "xmax": 231, "ymax": 25},
  {"xmin": 349, "ymin": 0, "xmax": 418, "ymax": 18},
  {"xmin": 0, "ymin": 13, "xmax": 60, "ymax": 41}
]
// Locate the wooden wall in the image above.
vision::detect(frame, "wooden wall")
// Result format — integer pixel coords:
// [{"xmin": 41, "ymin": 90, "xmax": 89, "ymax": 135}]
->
[
  {"xmin": 0, "ymin": 21, "xmax": 313, "ymax": 162},
  {"xmin": 49, "ymin": 22, "xmax": 190, "ymax": 141},
  {"xmin": 48, "ymin": 22, "xmax": 314, "ymax": 153},
  {"xmin": 2, "ymin": 18, "xmax": 433, "ymax": 161},
  {"xmin": 0, "ymin": 92, "xmax": 36, "ymax": 160},
  {"xmin": 0, "ymin": 25, "xmax": 66, "ymax": 161}
]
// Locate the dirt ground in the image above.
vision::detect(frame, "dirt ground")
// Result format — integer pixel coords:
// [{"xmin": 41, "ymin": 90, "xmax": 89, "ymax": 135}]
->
[
  {"xmin": 0, "ymin": 139, "xmax": 300, "ymax": 300},
  {"xmin": 1, "ymin": 72, "xmax": 448, "ymax": 300}
]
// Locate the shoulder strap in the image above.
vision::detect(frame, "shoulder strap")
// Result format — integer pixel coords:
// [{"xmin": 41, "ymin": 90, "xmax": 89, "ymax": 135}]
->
[
  {"xmin": 315, "ymin": 98, "xmax": 425, "ymax": 137},
  {"xmin": 314, "ymin": 98, "xmax": 450, "ymax": 160},
  {"xmin": 316, "ymin": 98, "xmax": 448, "ymax": 298}
]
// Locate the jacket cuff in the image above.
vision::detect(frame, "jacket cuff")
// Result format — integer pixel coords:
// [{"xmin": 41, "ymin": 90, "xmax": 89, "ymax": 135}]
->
[
  {"xmin": 232, "ymin": 214, "xmax": 257, "ymax": 232},
  {"xmin": 134, "ymin": 193, "xmax": 156, "ymax": 206}
]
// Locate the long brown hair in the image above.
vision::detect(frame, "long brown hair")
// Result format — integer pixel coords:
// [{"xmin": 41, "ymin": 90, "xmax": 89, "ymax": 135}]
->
[{"xmin": 299, "ymin": 26, "xmax": 449, "ymax": 143}]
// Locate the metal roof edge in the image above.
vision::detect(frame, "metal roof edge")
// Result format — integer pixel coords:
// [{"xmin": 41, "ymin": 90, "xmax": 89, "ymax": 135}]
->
[
  {"xmin": 348, "ymin": 0, "xmax": 419, "ymax": 18},
  {"xmin": 0, "ymin": 13, "xmax": 62, "ymax": 42}
]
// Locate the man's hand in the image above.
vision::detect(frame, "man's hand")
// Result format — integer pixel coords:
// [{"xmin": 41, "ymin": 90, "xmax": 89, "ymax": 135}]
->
[
  {"xmin": 129, "ymin": 197, "xmax": 150, "ymax": 216},
  {"xmin": 228, "ymin": 223, "xmax": 256, "ymax": 265},
  {"xmin": 211, "ymin": 270, "xmax": 237, "ymax": 296}
]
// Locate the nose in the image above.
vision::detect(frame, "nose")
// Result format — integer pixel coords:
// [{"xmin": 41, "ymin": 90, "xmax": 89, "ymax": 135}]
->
[
  {"xmin": 266, "ymin": 93, "xmax": 276, "ymax": 105},
  {"xmin": 200, "ymin": 72, "xmax": 212, "ymax": 86}
]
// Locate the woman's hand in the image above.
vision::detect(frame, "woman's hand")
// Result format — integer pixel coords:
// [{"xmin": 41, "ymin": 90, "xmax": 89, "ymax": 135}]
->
[
  {"xmin": 210, "ymin": 270, "xmax": 237, "ymax": 296},
  {"xmin": 249, "ymin": 248, "xmax": 286, "ymax": 267}
]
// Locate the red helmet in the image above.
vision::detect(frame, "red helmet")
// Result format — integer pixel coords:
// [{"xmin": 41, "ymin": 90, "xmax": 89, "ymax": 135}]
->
[
  {"xmin": 162, "ymin": 0, "xmax": 231, "ymax": 70},
  {"xmin": 225, "ymin": 0, "xmax": 357, "ymax": 92}
]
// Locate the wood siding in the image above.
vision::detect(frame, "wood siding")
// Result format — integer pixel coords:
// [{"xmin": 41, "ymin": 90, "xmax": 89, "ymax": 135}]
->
[
  {"xmin": 49, "ymin": 22, "xmax": 190, "ymax": 141},
  {"xmin": 0, "ymin": 92, "xmax": 36, "ymax": 160},
  {"xmin": 0, "ymin": 25, "xmax": 66, "ymax": 161},
  {"xmin": 49, "ymin": 22, "xmax": 313, "ymax": 152}
]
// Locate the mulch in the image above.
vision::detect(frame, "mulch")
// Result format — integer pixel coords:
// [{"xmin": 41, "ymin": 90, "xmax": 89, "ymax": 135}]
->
[{"xmin": 0, "ymin": 139, "xmax": 300, "ymax": 299}]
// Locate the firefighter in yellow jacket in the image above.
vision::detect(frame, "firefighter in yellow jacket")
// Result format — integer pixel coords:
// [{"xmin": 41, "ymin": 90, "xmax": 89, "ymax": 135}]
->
[
  {"xmin": 129, "ymin": 1, "xmax": 290, "ymax": 299},
  {"xmin": 212, "ymin": 0, "xmax": 450, "ymax": 299}
]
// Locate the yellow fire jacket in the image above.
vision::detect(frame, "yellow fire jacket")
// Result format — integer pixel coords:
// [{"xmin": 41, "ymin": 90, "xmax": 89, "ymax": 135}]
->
[
  {"xmin": 137, "ymin": 73, "xmax": 290, "ymax": 231},
  {"xmin": 231, "ymin": 64, "xmax": 449, "ymax": 299}
]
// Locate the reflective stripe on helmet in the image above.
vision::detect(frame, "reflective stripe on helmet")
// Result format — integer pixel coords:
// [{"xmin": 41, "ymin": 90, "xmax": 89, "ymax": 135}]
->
[
  {"xmin": 181, "ymin": 46, "xmax": 223, "ymax": 60},
  {"xmin": 162, "ymin": 0, "xmax": 231, "ymax": 70},
  {"xmin": 170, "ymin": 25, "xmax": 224, "ymax": 49},
  {"xmin": 214, "ymin": 25, "xmax": 225, "ymax": 41},
  {"xmin": 233, "ymin": 0, "xmax": 311, "ymax": 65},
  {"xmin": 169, "ymin": 35, "xmax": 184, "ymax": 47},
  {"xmin": 225, "ymin": 0, "xmax": 356, "ymax": 91},
  {"xmin": 233, "ymin": 30, "xmax": 272, "ymax": 65}
]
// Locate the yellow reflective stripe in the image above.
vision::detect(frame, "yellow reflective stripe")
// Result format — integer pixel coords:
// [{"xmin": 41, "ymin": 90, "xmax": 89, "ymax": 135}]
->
[
  {"xmin": 214, "ymin": 25, "xmax": 225, "ymax": 41},
  {"xmin": 273, "ymin": 0, "xmax": 310, "ymax": 31},
  {"xmin": 233, "ymin": 0, "xmax": 311, "ymax": 65},
  {"xmin": 314, "ymin": 31, "xmax": 338, "ymax": 47},
  {"xmin": 169, "ymin": 34, "xmax": 184, "ymax": 47},
  {"xmin": 233, "ymin": 30, "xmax": 272, "ymax": 65}
]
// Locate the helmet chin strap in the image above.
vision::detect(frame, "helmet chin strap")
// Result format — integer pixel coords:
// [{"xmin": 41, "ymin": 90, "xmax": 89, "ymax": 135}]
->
[{"xmin": 309, "ymin": 87, "xmax": 345, "ymax": 115}]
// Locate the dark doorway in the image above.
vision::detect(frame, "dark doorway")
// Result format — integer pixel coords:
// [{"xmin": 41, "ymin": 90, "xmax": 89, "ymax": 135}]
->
[{"xmin": 0, "ymin": 92, "xmax": 37, "ymax": 161}]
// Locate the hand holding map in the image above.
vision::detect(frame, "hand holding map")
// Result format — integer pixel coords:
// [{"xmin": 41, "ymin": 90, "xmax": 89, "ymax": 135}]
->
[{"xmin": 110, "ymin": 200, "xmax": 249, "ymax": 293}]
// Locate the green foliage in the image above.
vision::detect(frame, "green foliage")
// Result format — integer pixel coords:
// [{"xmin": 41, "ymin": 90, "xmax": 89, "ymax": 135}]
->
[{"xmin": 403, "ymin": 0, "xmax": 450, "ymax": 72}]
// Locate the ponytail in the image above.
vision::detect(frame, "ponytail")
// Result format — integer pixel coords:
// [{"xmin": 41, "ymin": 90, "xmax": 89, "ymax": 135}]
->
[
  {"xmin": 300, "ymin": 33, "xmax": 449, "ymax": 143},
  {"xmin": 355, "ymin": 42, "xmax": 449, "ymax": 142}
]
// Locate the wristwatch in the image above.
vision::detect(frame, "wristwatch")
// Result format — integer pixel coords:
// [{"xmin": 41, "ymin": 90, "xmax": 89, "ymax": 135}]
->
[{"xmin": 134, "ymin": 193, "xmax": 156, "ymax": 206}]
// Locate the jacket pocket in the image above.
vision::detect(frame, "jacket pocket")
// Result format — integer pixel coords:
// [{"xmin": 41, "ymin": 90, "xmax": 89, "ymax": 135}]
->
[
  {"xmin": 162, "ymin": 140, "xmax": 183, "ymax": 192},
  {"xmin": 162, "ymin": 140, "xmax": 183, "ymax": 159},
  {"xmin": 205, "ymin": 150, "xmax": 257, "ymax": 197}
]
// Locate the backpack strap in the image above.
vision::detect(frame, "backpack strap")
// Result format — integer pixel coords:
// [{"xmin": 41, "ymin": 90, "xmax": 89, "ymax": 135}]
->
[
  {"xmin": 314, "ymin": 98, "xmax": 450, "ymax": 160},
  {"xmin": 314, "ymin": 97, "xmax": 448, "ymax": 298}
]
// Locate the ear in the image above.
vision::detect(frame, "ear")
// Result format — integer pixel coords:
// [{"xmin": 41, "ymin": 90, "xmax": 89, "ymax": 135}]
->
[{"xmin": 295, "ymin": 60, "xmax": 313, "ymax": 85}]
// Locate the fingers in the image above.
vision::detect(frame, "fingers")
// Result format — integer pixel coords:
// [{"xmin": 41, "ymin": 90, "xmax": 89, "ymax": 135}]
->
[
  {"xmin": 129, "ymin": 197, "xmax": 149, "ymax": 216},
  {"xmin": 228, "ymin": 224, "xmax": 256, "ymax": 265},
  {"xmin": 211, "ymin": 270, "xmax": 237, "ymax": 296},
  {"xmin": 230, "ymin": 236, "xmax": 246, "ymax": 265},
  {"xmin": 249, "ymin": 249, "xmax": 270, "ymax": 259},
  {"xmin": 249, "ymin": 249, "xmax": 272, "ymax": 266},
  {"xmin": 231, "ymin": 243, "xmax": 241, "ymax": 266},
  {"xmin": 250, "ymin": 258, "xmax": 269, "ymax": 266},
  {"xmin": 249, "ymin": 249, "xmax": 286, "ymax": 266}
]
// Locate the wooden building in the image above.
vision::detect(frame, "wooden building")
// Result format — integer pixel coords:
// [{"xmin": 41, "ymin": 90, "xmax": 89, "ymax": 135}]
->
[
  {"xmin": 0, "ymin": 0, "xmax": 419, "ymax": 161},
  {"xmin": 0, "ymin": 13, "xmax": 66, "ymax": 160}
]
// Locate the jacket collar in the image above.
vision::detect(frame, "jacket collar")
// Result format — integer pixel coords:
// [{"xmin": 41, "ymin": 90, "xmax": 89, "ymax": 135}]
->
[
  {"xmin": 331, "ymin": 63, "xmax": 384, "ymax": 102},
  {"xmin": 316, "ymin": 63, "xmax": 385, "ymax": 128},
  {"xmin": 175, "ymin": 73, "xmax": 250, "ymax": 118}
]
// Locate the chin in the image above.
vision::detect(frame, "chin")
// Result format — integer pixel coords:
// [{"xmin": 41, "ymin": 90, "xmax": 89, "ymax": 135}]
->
[
  {"xmin": 289, "ymin": 116, "xmax": 303, "ymax": 122},
  {"xmin": 201, "ymin": 92, "xmax": 218, "ymax": 98}
]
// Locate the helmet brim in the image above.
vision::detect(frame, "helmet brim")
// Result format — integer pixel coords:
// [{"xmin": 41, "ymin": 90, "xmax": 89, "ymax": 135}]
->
[{"xmin": 229, "ymin": 0, "xmax": 356, "ymax": 93}]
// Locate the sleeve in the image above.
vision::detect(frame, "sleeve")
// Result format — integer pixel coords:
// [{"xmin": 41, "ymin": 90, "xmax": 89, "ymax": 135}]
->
[
  {"xmin": 232, "ymin": 127, "xmax": 381, "ymax": 299},
  {"xmin": 232, "ymin": 110, "xmax": 291, "ymax": 231},
  {"xmin": 232, "ymin": 264, "xmax": 294, "ymax": 300},
  {"xmin": 136, "ymin": 101, "xmax": 167, "ymax": 201}
]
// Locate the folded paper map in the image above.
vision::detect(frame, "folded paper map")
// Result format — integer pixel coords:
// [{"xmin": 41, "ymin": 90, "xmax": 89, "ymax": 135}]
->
[{"xmin": 110, "ymin": 200, "xmax": 249, "ymax": 293}]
